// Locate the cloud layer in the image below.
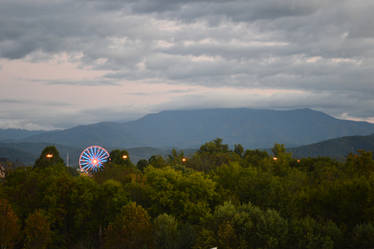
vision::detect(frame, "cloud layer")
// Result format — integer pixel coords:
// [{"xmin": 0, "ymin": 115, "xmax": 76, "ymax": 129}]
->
[{"xmin": 1, "ymin": 0, "xmax": 374, "ymax": 129}]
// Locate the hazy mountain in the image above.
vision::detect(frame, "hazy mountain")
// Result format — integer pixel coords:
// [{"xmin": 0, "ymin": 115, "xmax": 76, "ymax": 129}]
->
[
  {"xmin": 289, "ymin": 134, "xmax": 374, "ymax": 160},
  {"xmin": 19, "ymin": 122, "xmax": 140, "ymax": 148},
  {"xmin": 18, "ymin": 108, "xmax": 374, "ymax": 149},
  {"xmin": 0, "ymin": 147, "xmax": 35, "ymax": 165},
  {"xmin": 0, "ymin": 129, "xmax": 45, "ymax": 141}
]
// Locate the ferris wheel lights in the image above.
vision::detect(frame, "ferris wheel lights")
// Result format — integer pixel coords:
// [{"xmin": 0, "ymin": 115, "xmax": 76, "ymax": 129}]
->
[{"xmin": 79, "ymin": 145, "xmax": 110, "ymax": 175}]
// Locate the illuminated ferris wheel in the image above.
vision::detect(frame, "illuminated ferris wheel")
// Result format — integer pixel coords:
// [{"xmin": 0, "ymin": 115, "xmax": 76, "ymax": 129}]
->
[{"xmin": 79, "ymin": 145, "xmax": 110, "ymax": 174}]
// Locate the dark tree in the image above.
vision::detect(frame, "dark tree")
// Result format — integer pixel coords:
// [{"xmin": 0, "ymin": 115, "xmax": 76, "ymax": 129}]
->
[
  {"xmin": 148, "ymin": 155, "xmax": 167, "ymax": 168},
  {"xmin": 0, "ymin": 199, "xmax": 20, "ymax": 249},
  {"xmin": 234, "ymin": 144, "xmax": 244, "ymax": 157},
  {"xmin": 34, "ymin": 146, "xmax": 65, "ymax": 169},
  {"xmin": 136, "ymin": 159, "xmax": 149, "ymax": 172},
  {"xmin": 109, "ymin": 149, "xmax": 132, "ymax": 167}
]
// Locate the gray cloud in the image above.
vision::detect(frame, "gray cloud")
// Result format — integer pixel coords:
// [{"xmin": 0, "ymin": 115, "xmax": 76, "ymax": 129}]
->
[
  {"xmin": 0, "ymin": 99, "xmax": 26, "ymax": 104},
  {"xmin": 0, "ymin": 102, "xmax": 143, "ymax": 130},
  {"xmin": 33, "ymin": 79, "xmax": 119, "ymax": 86},
  {"xmin": 1, "ymin": 0, "xmax": 374, "ymax": 127},
  {"xmin": 0, "ymin": 98, "xmax": 70, "ymax": 106}
]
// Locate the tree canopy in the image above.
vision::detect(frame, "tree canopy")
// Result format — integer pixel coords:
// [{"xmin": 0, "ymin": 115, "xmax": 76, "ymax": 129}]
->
[{"xmin": 1, "ymin": 141, "xmax": 374, "ymax": 248}]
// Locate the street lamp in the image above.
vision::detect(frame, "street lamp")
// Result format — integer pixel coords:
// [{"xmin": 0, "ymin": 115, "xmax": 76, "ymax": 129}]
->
[{"xmin": 46, "ymin": 153, "xmax": 53, "ymax": 159}]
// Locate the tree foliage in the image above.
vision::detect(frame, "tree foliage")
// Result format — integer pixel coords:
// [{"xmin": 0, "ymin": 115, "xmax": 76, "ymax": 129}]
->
[
  {"xmin": 24, "ymin": 209, "xmax": 52, "ymax": 249},
  {"xmin": 1, "ymin": 140, "xmax": 374, "ymax": 248},
  {"xmin": 103, "ymin": 202, "xmax": 152, "ymax": 249},
  {"xmin": 0, "ymin": 198, "xmax": 20, "ymax": 249}
]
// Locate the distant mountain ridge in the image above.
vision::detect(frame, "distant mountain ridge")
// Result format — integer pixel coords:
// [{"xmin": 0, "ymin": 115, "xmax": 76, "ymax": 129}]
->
[
  {"xmin": 2, "ymin": 108, "xmax": 374, "ymax": 149},
  {"xmin": 1, "ymin": 108, "xmax": 374, "ymax": 165},
  {"xmin": 290, "ymin": 134, "xmax": 374, "ymax": 159},
  {"xmin": 0, "ymin": 129, "xmax": 44, "ymax": 141}
]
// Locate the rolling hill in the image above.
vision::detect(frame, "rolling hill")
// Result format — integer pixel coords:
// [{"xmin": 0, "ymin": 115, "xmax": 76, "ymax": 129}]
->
[{"xmin": 290, "ymin": 134, "xmax": 374, "ymax": 159}]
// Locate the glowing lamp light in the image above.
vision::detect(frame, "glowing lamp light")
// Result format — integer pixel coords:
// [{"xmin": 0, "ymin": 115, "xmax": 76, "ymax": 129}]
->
[
  {"xmin": 273, "ymin": 157, "xmax": 278, "ymax": 161},
  {"xmin": 46, "ymin": 153, "xmax": 53, "ymax": 158},
  {"xmin": 122, "ymin": 155, "xmax": 128, "ymax": 159},
  {"xmin": 297, "ymin": 159, "xmax": 300, "ymax": 163},
  {"xmin": 181, "ymin": 157, "xmax": 187, "ymax": 163}
]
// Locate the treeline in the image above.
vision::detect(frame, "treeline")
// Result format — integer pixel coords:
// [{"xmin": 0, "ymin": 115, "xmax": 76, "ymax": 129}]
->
[{"xmin": 1, "ymin": 138, "xmax": 374, "ymax": 249}]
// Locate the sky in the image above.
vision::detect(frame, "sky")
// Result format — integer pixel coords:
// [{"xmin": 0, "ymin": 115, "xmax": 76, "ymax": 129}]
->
[{"xmin": 1, "ymin": 0, "xmax": 374, "ymax": 130}]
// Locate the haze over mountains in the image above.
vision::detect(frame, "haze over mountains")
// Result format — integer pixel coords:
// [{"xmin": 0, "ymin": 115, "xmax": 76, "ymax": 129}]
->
[{"xmin": 1, "ymin": 108, "xmax": 374, "ymax": 165}]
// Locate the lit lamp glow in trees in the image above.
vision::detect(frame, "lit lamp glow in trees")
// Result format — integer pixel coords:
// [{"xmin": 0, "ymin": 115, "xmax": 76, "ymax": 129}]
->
[{"xmin": 79, "ymin": 145, "xmax": 110, "ymax": 175}]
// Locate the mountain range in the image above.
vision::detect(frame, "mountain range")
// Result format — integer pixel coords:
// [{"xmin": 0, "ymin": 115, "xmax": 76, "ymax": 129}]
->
[
  {"xmin": 0, "ymin": 108, "xmax": 374, "ymax": 165},
  {"xmin": 3, "ymin": 108, "xmax": 374, "ymax": 148}
]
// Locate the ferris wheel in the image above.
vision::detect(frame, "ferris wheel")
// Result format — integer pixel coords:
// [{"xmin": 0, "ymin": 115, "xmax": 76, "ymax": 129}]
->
[{"xmin": 79, "ymin": 145, "xmax": 110, "ymax": 174}]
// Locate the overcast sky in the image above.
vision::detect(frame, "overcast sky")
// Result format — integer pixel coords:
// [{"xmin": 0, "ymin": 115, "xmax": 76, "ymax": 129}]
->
[{"xmin": 1, "ymin": 0, "xmax": 374, "ymax": 130}]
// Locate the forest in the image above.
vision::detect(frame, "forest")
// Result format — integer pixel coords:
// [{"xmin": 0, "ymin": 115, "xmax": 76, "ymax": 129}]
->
[{"xmin": 1, "ymin": 138, "xmax": 374, "ymax": 249}]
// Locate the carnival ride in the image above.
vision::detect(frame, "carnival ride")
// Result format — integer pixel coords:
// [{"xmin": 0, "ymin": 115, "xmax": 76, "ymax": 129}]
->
[{"xmin": 79, "ymin": 145, "xmax": 110, "ymax": 174}]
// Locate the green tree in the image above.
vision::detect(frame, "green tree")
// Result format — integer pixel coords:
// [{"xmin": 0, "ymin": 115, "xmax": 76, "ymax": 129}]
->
[
  {"xmin": 288, "ymin": 217, "xmax": 341, "ymax": 249},
  {"xmin": 272, "ymin": 144, "xmax": 292, "ymax": 161},
  {"xmin": 96, "ymin": 179, "xmax": 128, "ymax": 229},
  {"xmin": 167, "ymin": 148, "xmax": 186, "ymax": 167},
  {"xmin": 94, "ymin": 163, "xmax": 139, "ymax": 185},
  {"xmin": 144, "ymin": 166, "xmax": 216, "ymax": 223},
  {"xmin": 205, "ymin": 201, "xmax": 287, "ymax": 249},
  {"xmin": 103, "ymin": 202, "xmax": 153, "ymax": 249},
  {"xmin": 243, "ymin": 149, "xmax": 269, "ymax": 167},
  {"xmin": 24, "ymin": 210, "xmax": 51, "ymax": 249},
  {"xmin": 193, "ymin": 229, "xmax": 217, "ymax": 249},
  {"xmin": 0, "ymin": 199, "xmax": 20, "ymax": 249},
  {"xmin": 199, "ymin": 138, "xmax": 229, "ymax": 154},
  {"xmin": 352, "ymin": 223, "xmax": 374, "ymax": 249},
  {"xmin": 234, "ymin": 144, "xmax": 244, "ymax": 157},
  {"xmin": 137, "ymin": 159, "xmax": 149, "ymax": 172},
  {"xmin": 345, "ymin": 150, "xmax": 374, "ymax": 177},
  {"xmin": 236, "ymin": 203, "xmax": 288, "ymax": 249},
  {"xmin": 188, "ymin": 139, "xmax": 241, "ymax": 172},
  {"xmin": 153, "ymin": 213, "xmax": 178, "ymax": 249},
  {"xmin": 217, "ymin": 221, "xmax": 238, "ymax": 249},
  {"xmin": 109, "ymin": 149, "xmax": 133, "ymax": 167},
  {"xmin": 213, "ymin": 162, "xmax": 242, "ymax": 202},
  {"xmin": 176, "ymin": 223, "xmax": 197, "ymax": 249},
  {"xmin": 148, "ymin": 155, "xmax": 167, "ymax": 168}
]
